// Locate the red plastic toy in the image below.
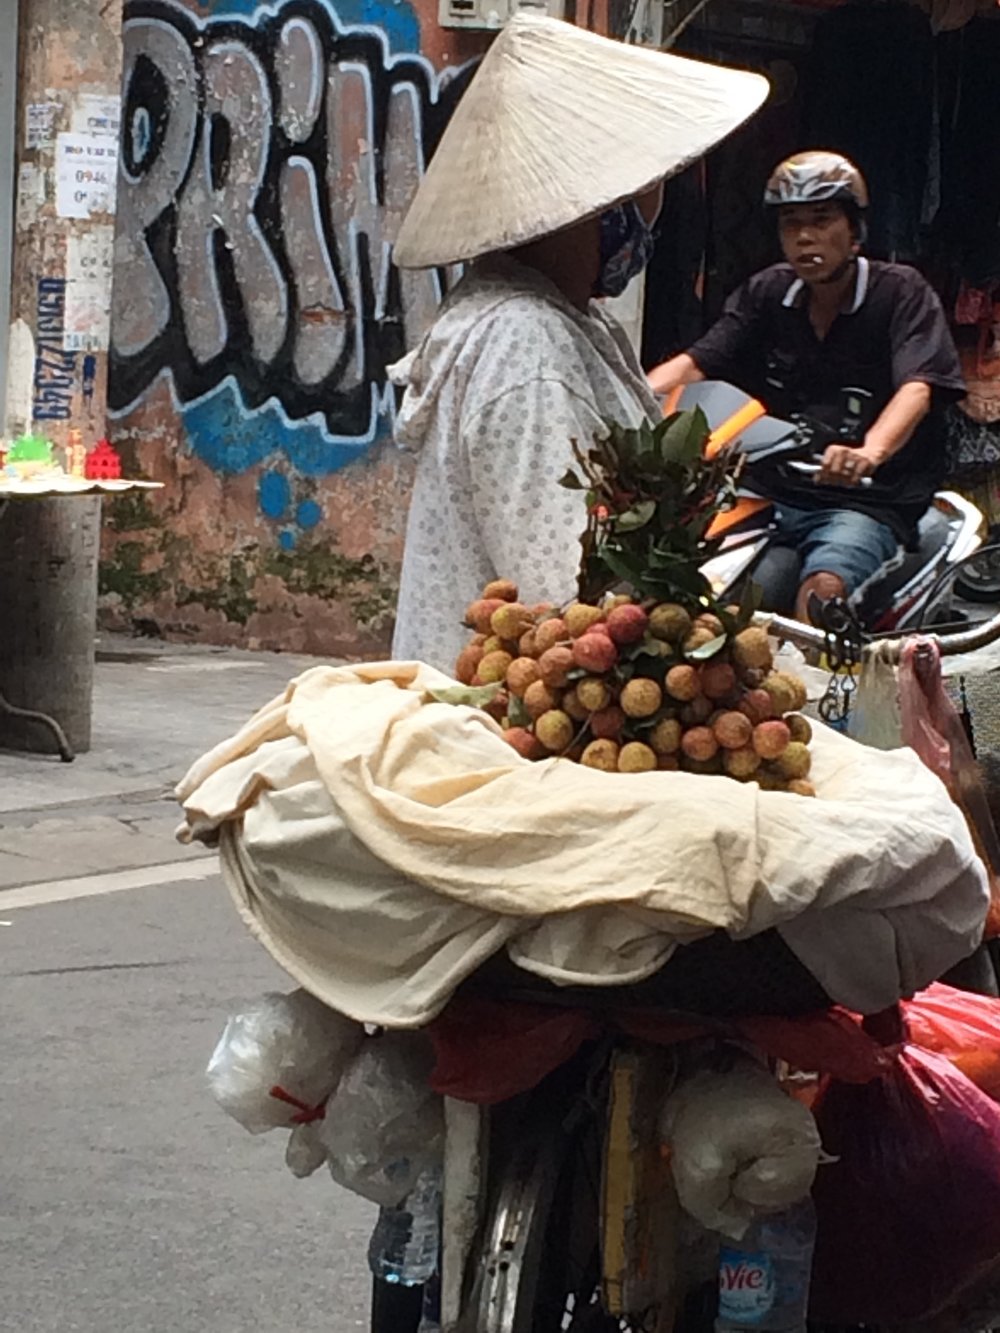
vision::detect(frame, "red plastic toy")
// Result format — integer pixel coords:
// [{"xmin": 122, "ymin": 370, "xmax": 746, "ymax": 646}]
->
[{"xmin": 84, "ymin": 438, "xmax": 122, "ymax": 480}]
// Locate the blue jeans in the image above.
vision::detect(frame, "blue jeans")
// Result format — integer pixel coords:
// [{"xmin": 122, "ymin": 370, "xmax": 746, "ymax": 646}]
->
[{"xmin": 773, "ymin": 504, "xmax": 900, "ymax": 594}]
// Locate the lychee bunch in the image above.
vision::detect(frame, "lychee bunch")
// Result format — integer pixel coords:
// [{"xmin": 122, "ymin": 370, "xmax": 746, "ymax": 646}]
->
[{"xmin": 452, "ymin": 581, "xmax": 817, "ymax": 795}]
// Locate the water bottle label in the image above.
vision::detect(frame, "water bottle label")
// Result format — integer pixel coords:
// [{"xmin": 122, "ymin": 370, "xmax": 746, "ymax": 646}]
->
[{"xmin": 718, "ymin": 1249, "xmax": 775, "ymax": 1324}]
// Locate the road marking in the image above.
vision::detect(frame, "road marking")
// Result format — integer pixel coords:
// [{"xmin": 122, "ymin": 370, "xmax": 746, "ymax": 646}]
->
[{"xmin": 0, "ymin": 858, "xmax": 217, "ymax": 911}]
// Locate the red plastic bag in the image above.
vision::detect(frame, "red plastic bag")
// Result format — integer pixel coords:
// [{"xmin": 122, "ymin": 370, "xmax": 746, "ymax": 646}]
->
[
  {"xmin": 904, "ymin": 982, "xmax": 1000, "ymax": 1102},
  {"xmin": 811, "ymin": 1044, "xmax": 1000, "ymax": 1323},
  {"xmin": 899, "ymin": 639, "xmax": 1000, "ymax": 937},
  {"xmin": 429, "ymin": 997, "xmax": 892, "ymax": 1105}
]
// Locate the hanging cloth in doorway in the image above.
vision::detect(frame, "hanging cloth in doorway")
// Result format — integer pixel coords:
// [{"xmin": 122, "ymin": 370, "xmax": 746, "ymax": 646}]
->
[{"xmin": 805, "ymin": 3, "xmax": 934, "ymax": 262}]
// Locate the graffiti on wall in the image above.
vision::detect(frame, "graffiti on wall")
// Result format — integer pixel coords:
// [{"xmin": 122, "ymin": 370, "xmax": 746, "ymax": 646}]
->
[
  {"xmin": 35, "ymin": 278, "xmax": 79, "ymax": 422},
  {"xmin": 111, "ymin": 0, "xmax": 472, "ymax": 495}
]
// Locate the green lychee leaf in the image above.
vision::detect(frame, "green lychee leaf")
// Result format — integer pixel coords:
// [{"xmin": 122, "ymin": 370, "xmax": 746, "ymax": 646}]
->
[
  {"xmin": 634, "ymin": 636, "xmax": 673, "ymax": 659},
  {"xmin": 716, "ymin": 605, "xmax": 739, "ymax": 637},
  {"xmin": 737, "ymin": 577, "xmax": 764, "ymax": 628},
  {"xmin": 613, "ymin": 500, "xmax": 656, "ymax": 533},
  {"xmin": 685, "ymin": 633, "xmax": 728, "ymax": 662},
  {"xmin": 657, "ymin": 406, "xmax": 710, "ymax": 465},
  {"xmin": 597, "ymin": 544, "xmax": 646, "ymax": 589},
  {"xmin": 559, "ymin": 469, "xmax": 585, "ymax": 490},
  {"xmin": 428, "ymin": 683, "xmax": 502, "ymax": 708},
  {"xmin": 508, "ymin": 694, "xmax": 531, "ymax": 728}
]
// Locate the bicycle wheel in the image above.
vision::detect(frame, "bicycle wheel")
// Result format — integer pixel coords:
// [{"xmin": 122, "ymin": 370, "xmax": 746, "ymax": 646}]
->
[{"xmin": 468, "ymin": 1069, "xmax": 619, "ymax": 1332}]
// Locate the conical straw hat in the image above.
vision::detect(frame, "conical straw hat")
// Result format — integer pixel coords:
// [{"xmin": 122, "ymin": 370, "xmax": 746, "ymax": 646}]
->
[{"xmin": 394, "ymin": 13, "xmax": 769, "ymax": 269}]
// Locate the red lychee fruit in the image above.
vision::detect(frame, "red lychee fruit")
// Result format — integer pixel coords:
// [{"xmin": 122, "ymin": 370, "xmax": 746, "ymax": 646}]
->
[
  {"xmin": 483, "ymin": 579, "xmax": 518, "ymax": 603},
  {"xmin": 478, "ymin": 650, "xmax": 513, "ymax": 684},
  {"xmin": 505, "ymin": 657, "xmax": 541, "ymax": 697},
  {"xmin": 665, "ymin": 665, "xmax": 701, "ymax": 702},
  {"xmin": 606, "ymin": 603, "xmax": 649, "ymax": 645},
  {"xmin": 572, "ymin": 634, "xmax": 619, "ymax": 673},
  {"xmin": 504, "ymin": 727, "xmax": 543, "ymax": 760},
  {"xmin": 590, "ymin": 705, "xmax": 625, "ymax": 741},
  {"xmin": 538, "ymin": 646, "xmax": 575, "ymax": 688},
  {"xmin": 535, "ymin": 618, "xmax": 569, "ymax": 654},
  {"xmin": 523, "ymin": 680, "xmax": 560, "ymax": 720},
  {"xmin": 455, "ymin": 645, "xmax": 484, "ymax": 685},
  {"xmin": 701, "ymin": 662, "xmax": 737, "ymax": 701},
  {"xmin": 752, "ymin": 720, "xmax": 791, "ymax": 760},
  {"xmin": 712, "ymin": 710, "xmax": 753, "ymax": 751},
  {"xmin": 738, "ymin": 689, "xmax": 774, "ymax": 725},
  {"xmin": 465, "ymin": 598, "xmax": 506, "ymax": 635},
  {"xmin": 681, "ymin": 726, "xmax": 719, "ymax": 762}
]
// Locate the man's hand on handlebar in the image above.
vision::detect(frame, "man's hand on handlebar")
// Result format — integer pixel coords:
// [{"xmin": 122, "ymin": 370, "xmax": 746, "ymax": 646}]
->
[{"xmin": 817, "ymin": 441, "xmax": 883, "ymax": 487}]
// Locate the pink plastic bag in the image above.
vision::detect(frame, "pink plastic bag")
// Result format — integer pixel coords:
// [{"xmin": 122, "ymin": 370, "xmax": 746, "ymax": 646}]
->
[
  {"xmin": 899, "ymin": 639, "xmax": 1000, "ymax": 937},
  {"xmin": 904, "ymin": 982, "xmax": 1000, "ymax": 1102},
  {"xmin": 811, "ymin": 1044, "xmax": 1000, "ymax": 1323}
]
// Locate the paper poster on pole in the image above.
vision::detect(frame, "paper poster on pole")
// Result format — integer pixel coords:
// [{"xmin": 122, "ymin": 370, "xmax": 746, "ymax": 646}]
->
[
  {"xmin": 55, "ymin": 134, "xmax": 118, "ymax": 219},
  {"xmin": 26, "ymin": 102, "xmax": 60, "ymax": 151},
  {"xmin": 16, "ymin": 163, "xmax": 46, "ymax": 229},
  {"xmin": 64, "ymin": 227, "xmax": 115, "ymax": 353},
  {"xmin": 71, "ymin": 94, "xmax": 121, "ymax": 141},
  {"xmin": 4, "ymin": 319, "xmax": 36, "ymax": 436}
]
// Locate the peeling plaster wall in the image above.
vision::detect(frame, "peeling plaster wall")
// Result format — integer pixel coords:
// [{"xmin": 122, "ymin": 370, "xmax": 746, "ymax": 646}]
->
[{"xmin": 104, "ymin": 0, "xmax": 488, "ymax": 657}]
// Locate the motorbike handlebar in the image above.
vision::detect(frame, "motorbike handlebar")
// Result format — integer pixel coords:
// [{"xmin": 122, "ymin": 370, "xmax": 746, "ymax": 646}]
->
[{"xmin": 757, "ymin": 605, "xmax": 1000, "ymax": 663}]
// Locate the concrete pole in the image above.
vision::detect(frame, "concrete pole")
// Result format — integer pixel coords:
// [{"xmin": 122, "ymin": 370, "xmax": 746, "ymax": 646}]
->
[
  {"xmin": 0, "ymin": 0, "xmax": 17, "ymax": 427},
  {"xmin": 0, "ymin": 0, "xmax": 122, "ymax": 755}
]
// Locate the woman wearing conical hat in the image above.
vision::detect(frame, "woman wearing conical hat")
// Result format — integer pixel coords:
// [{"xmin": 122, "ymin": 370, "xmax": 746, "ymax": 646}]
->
[{"xmin": 390, "ymin": 14, "xmax": 767, "ymax": 672}]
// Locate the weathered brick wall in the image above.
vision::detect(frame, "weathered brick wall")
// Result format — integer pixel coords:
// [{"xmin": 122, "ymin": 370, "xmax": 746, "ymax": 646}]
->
[{"xmin": 103, "ymin": 0, "xmax": 487, "ymax": 656}]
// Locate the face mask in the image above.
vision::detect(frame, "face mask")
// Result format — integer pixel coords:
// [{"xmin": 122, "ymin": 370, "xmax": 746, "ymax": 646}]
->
[{"xmin": 594, "ymin": 201, "xmax": 656, "ymax": 298}]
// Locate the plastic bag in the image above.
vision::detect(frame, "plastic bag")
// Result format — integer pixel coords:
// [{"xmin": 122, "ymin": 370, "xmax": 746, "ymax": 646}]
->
[
  {"xmin": 320, "ymin": 1032, "xmax": 444, "ymax": 1207},
  {"xmin": 206, "ymin": 989, "xmax": 363, "ymax": 1135},
  {"xmin": 660, "ymin": 1051, "xmax": 823, "ymax": 1240},
  {"xmin": 811, "ymin": 1044, "xmax": 1000, "ymax": 1324},
  {"xmin": 847, "ymin": 640, "xmax": 902, "ymax": 750},
  {"xmin": 285, "ymin": 1124, "xmax": 329, "ymax": 1179},
  {"xmin": 899, "ymin": 638, "xmax": 1000, "ymax": 937},
  {"xmin": 904, "ymin": 982, "xmax": 1000, "ymax": 1102},
  {"xmin": 772, "ymin": 640, "xmax": 829, "ymax": 707}
]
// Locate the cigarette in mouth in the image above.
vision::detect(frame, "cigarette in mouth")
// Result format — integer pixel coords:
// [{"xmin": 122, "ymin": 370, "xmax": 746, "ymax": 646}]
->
[{"xmin": 808, "ymin": 256, "xmax": 824, "ymax": 265}]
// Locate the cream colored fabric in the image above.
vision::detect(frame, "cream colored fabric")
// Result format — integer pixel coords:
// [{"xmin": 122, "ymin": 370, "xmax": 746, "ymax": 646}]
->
[
  {"xmin": 393, "ymin": 14, "xmax": 768, "ymax": 269},
  {"xmin": 177, "ymin": 661, "xmax": 989, "ymax": 1023}
]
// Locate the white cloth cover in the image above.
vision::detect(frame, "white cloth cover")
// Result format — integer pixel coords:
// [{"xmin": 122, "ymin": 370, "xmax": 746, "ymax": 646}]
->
[{"xmin": 177, "ymin": 661, "xmax": 988, "ymax": 1024}]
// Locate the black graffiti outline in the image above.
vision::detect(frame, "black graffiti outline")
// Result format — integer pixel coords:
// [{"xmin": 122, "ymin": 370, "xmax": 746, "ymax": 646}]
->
[{"xmin": 111, "ymin": 0, "xmax": 475, "ymax": 438}]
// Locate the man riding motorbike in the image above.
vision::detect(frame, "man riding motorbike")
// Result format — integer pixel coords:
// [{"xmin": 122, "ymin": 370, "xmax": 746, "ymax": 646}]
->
[{"xmin": 649, "ymin": 151, "xmax": 966, "ymax": 622}]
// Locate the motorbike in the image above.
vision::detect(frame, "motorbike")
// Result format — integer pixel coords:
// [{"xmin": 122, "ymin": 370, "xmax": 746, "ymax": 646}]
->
[
  {"xmin": 371, "ymin": 603, "xmax": 1000, "ymax": 1333},
  {"xmin": 669, "ymin": 381, "xmax": 990, "ymax": 635}
]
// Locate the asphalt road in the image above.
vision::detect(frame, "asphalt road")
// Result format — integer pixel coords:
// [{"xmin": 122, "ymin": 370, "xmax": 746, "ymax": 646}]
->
[{"xmin": 1, "ymin": 873, "xmax": 375, "ymax": 1333}]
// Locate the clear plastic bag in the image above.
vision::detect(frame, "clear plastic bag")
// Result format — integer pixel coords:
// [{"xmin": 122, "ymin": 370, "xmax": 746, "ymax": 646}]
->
[
  {"xmin": 285, "ymin": 1124, "xmax": 329, "ymax": 1179},
  {"xmin": 847, "ymin": 640, "xmax": 902, "ymax": 750},
  {"xmin": 660, "ymin": 1050, "xmax": 823, "ymax": 1240},
  {"xmin": 320, "ymin": 1032, "xmax": 445, "ymax": 1208},
  {"xmin": 206, "ymin": 989, "xmax": 363, "ymax": 1135}
]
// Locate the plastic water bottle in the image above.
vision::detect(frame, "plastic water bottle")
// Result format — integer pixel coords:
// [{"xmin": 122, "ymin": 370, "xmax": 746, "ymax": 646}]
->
[
  {"xmin": 715, "ymin": 1197, "xmax": 817, "ymax": 1332},
  {"xmin": 368, "ymin": 1168, "xmax": 442, "ymax": 1287},
  {"xmin": 418, "ymin": 1275, "xmax": 442, "ymax": 1332}
]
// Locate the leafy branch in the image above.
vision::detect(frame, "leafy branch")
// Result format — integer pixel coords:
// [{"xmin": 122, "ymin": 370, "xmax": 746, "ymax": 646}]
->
[{"xmin": 560, "ymin": 409, "xmax": 744, "ymax": 609}]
